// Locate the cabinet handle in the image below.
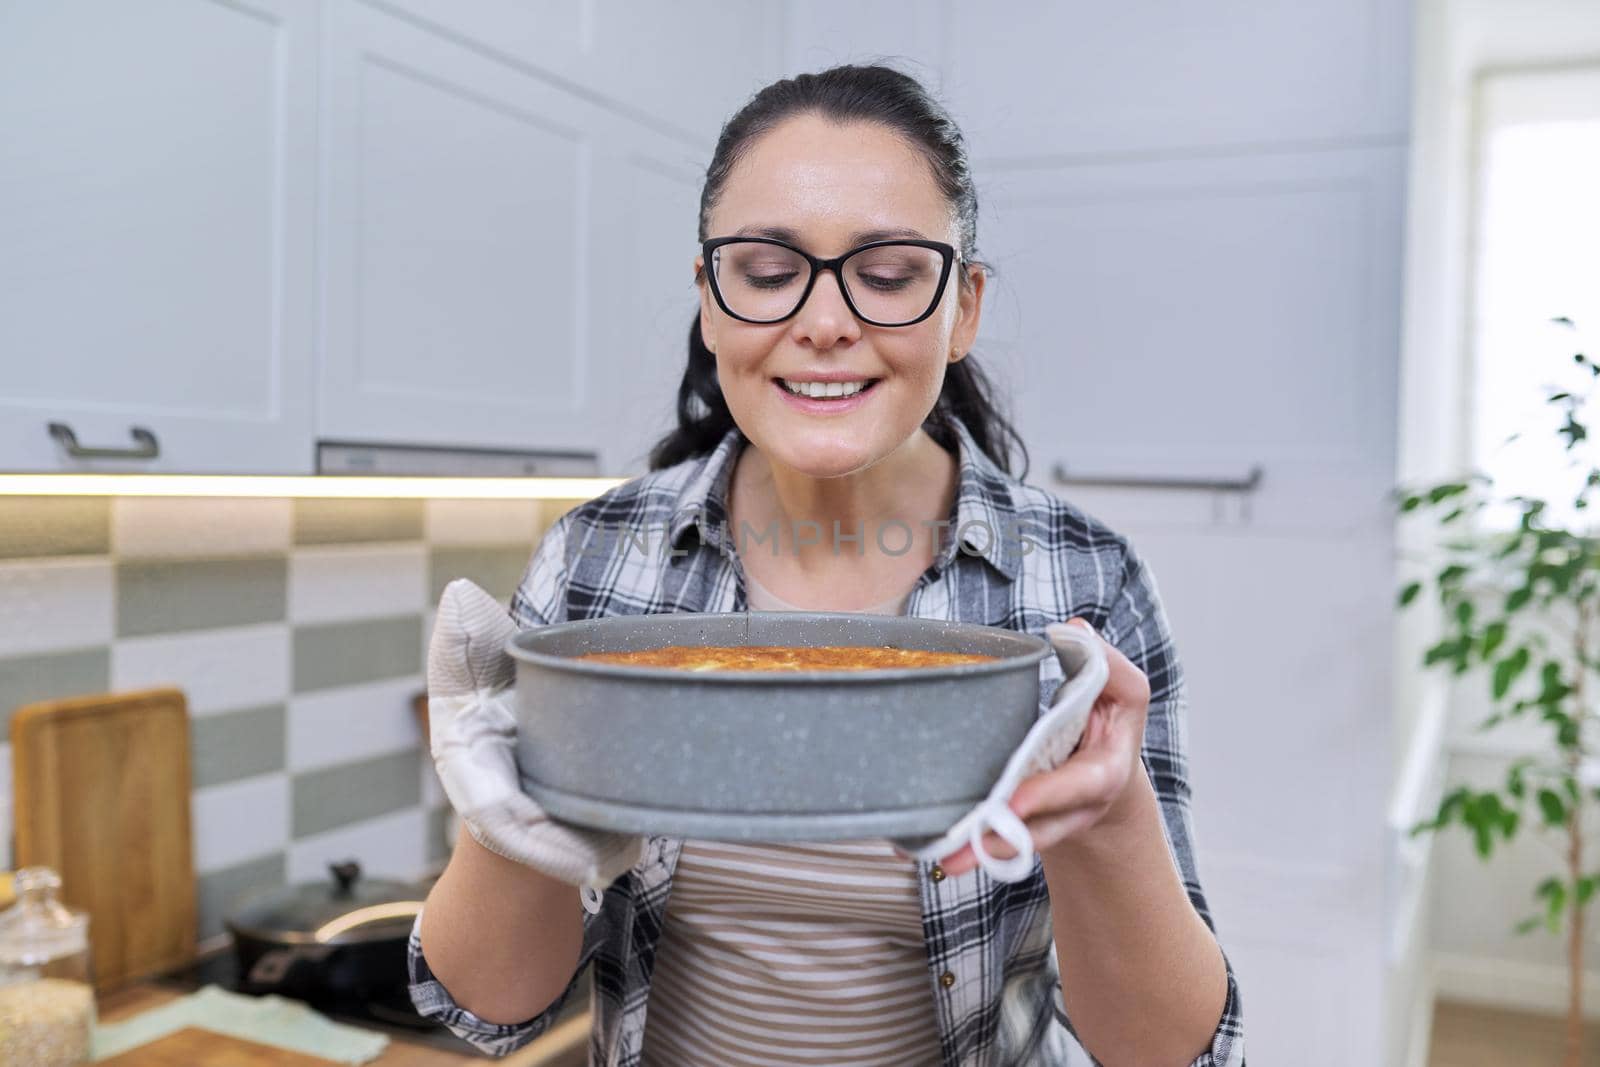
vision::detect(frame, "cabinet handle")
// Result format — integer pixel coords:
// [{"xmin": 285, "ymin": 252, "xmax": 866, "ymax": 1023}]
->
[
  {"xmin": 1051, "ymin": 462, "xmax": 1262, "ymax": 494},
  {"xmin": 47, "ymin": 422, "xmax": 161, "ymax": 460}
]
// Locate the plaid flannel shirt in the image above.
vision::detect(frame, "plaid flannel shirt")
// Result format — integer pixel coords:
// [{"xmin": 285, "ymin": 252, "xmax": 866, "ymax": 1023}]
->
[{"xmin": 408, "ymin": 415, "xmax": 1245, "ymax": 1066}]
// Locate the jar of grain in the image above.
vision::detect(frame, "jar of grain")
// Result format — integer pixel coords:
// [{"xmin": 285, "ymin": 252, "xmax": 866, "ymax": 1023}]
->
[{"xmin": 0, "ymin": 867, "xmax": 94, "ymax": 1065}]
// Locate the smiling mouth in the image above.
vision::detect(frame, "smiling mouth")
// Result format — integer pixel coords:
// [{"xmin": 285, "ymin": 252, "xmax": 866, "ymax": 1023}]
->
[{"xmin": 776, "ymin": 378, "xmax": 882, "ymax": 400}]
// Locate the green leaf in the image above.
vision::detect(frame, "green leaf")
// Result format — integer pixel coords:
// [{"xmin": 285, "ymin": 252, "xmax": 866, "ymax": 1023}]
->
[
  {"xmin": 1552, "ymin": 712, "xmax": 1581, "ymax": 748},
  {"xmin": 1413, "ymin": 787, "xmax": 1471, "ymax": 835},
  {"xmin": 1472, "ymin": 819, "xmax": 1494, "ymax": 857},
  {"xmin": 1481, "ymin": 621, "xmax": 1508, "ymax": 659},
  {"xmin": 1507, "ymin": 762, "xmax": 1528, "ymax": 799},
  {"xmin": 1538, "ymin": 788, "xmax": 1567, "ymax": 826},
  {"xmin": 1538, "ymin": 661, "xmax": 1572, "ymax": 704},
  {"xmin": 1516, "ymin": 915, "xmax": 1544, "ymax": 935},
  {"xmin": 1493, "ymin": 647, "xmax": 1531, "ymax": 699},
  {"xmin": 1495, "ymin": 533, "xmax": 1527, "ymax": 559},
  {"xmin": 1580, "ymin": 876, "xmax": 1600, "ymax": 907},
  {"xmin": 1400, "ymin": 494, "xmax": 1424, "ymax": 513},
  {"xmin": 1506, "ymin": 587, "xmax": 1533, "ymax": 613},
  {"xmin": 1500, "ymin": 808, "xmax": 1519, "ymax": 839},
  {"xmin": 1425, "ymin": 637, "xmax": 1464, "ymax": 667},
  {"xmin": 1398, "ymin": 581, "xmax": 1422, "ymax": 607},
  {"xmin": 1538, "ymin": 877, "xmax": 1569, "ymax": 933},
  {"xmin": 1560, "ymin": 416, "xmax": 1588, "ymax": 448},
  {"xmin": 1466, "ymin": 793, "xmax": 1508, "ymax": 857},
  {"xmin": 1429, "ymin": 483, "xmax": 1470, "ymax": 504},
  {"xmin": 1455, "ymin": 600, "xmax": 1475, "ymax": 628}
]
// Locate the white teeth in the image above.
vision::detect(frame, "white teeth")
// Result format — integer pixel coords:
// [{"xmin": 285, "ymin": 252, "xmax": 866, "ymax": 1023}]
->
[{"xmin": 782, "ymin": 379, "xmax": 870, "ymax": 399}]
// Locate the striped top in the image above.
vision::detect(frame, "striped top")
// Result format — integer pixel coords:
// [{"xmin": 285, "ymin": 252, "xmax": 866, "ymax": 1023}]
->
[{"xmin": 636, "ymin": 571, "xmax": 942, "ymax": 1066}]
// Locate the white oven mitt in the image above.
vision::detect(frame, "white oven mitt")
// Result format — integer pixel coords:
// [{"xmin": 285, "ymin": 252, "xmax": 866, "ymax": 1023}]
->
[
  {"xmin": 428, "ymin": 578, "xmax": 645, "ymax": 910},
  {"xmin": 895, "ymin": 621, "xmax": 1110, "ymax": 882}
]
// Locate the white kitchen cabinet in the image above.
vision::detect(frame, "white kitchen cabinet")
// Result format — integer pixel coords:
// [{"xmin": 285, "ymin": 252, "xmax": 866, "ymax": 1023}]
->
[
  {"xmin": 0, "ymin": 0, "xmax": 317, "ymax": 474},
  {"xmin": 317, "ymin": 0, "xmax": 757, "ymax": 465},
  {"xmin": 945, "ymin": 0, "xmax": 1411, "ymax": 160},
  {"xmin": 348, "ymin": 0, "xmax": 783, "ymax": 145},
  {"xmin": 982, "ymin": 143, "xmax": 1406, "ymax": 535}
]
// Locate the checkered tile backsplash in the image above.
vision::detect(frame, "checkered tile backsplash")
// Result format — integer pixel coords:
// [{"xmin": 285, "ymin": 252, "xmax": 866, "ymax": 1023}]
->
[{"xmin": 0, "ymin": 495, "xmax": 585, "ymax": 938}]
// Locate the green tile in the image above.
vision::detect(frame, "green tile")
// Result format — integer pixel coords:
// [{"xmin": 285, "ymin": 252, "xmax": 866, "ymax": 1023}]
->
[
  {"xmin": 116, "ymin": 556, "xmax": 288, "ymax": 638},
  {"xmin": 293, "ymin": 500, "xmax": 423, "ymax": 545},
  {"xmin": 427, "ymin": 805, "xmax": 455, "ymax": 865},
  {"xmin": 0, "ymin": 647, "xmax": 111, "ymax": 729},
  {"xmin": 292, "ymin": 750, "xmax": 423, "ymax": 838},
  {"xmin": 0, "ymin": 497, "xmax": 111, "ymax": 559},
  {"xmin": 292, "ymin": 615, "xmax": 421, "ymax": 693},
  {"xmin": 197, "ymin": 852, "xmax": 286, "ymax": 940},
  {"xmin": 429, "ymin": 545, "xmax": 531, "ymax": 604},
  {"xmin": 191, "ymin": 704, "xmax": 286, "ymax": 789}
]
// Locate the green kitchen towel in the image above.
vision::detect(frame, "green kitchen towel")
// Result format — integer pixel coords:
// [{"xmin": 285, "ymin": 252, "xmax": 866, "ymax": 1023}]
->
[{"xmin": 92, "ymin": 984, "xmax": 391, "ymax": 1064}]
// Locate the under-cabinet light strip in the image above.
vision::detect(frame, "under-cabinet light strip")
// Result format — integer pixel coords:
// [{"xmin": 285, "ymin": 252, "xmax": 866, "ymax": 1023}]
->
[{"xmin": 0, "ymin": 474, "xmax": 629, "ymax": 499}]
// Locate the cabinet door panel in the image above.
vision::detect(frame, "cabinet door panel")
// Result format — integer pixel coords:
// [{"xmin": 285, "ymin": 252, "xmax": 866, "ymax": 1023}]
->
[
  {"xmin": 321, "ymin": 0, "xmax": 708, "ymax": 458},
  {"xmin": 984, "ymin": 146, "xmax": 1405, "ymax": 533},
  {"xmin": 364, "ymin": 0, "xmax": 782, "ymax": 142},
  {"xmin": 0, "ymin": 0, "xmax": 316, "ymax": 473},
  {"xmin": 594, "ymin": 153, "xmax": 703, "ymax": 475},
  {"xmin": 946, "ymin": 0, "xmax": 1410, "ymax": 159}
]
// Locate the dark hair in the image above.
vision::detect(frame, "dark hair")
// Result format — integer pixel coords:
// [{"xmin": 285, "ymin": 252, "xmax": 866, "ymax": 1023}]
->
[{"xmin": 647, "ymin": 63, "xmax": 1028, "ymax": 480}]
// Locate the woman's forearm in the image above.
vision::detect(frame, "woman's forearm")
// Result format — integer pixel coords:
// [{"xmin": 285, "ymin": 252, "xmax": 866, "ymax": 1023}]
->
[
  {"xmin": 1040, "ymin": 771, "xmax": 1228, "ymax": 1066},
  {"xmin": 418, "ymin": 826, "xmax": 586, "ymax": 1025}
]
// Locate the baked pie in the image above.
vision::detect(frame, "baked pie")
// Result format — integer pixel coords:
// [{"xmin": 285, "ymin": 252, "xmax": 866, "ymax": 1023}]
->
[{"xmin": 574, "ymin": 645, "xmax": 995, "ymax": 672}]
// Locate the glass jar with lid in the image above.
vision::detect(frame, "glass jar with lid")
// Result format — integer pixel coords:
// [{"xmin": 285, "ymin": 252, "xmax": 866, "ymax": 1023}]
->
[{"xmin": 0, "ymin": 866, "xmax": 95, "ymax": 1065}]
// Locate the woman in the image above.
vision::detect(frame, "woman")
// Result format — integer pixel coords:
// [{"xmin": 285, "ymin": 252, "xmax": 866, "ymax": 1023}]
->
[{"xmin": 411, "ymin": 65, "xmax": 1244, "ymax": 1066}]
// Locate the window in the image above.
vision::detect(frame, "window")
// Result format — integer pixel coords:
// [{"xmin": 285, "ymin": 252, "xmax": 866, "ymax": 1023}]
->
[{"xmin": 1470, "ymin": 66, "xmax": 1600, "ymax": 530}]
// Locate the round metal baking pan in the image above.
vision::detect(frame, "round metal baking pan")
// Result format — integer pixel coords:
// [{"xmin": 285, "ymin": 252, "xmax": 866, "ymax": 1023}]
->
[{"xmin": 507, "ymin": 611, "xmax": 1051, "ymax": 842}]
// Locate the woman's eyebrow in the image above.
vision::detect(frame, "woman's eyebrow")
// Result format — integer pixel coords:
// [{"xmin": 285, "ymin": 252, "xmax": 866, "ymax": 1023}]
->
[{"xmin": 733, "ymin": 225, "xmax": 932, "ymax": 246}]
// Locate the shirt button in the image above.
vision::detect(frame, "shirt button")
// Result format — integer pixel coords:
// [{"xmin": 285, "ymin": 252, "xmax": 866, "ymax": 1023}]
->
[
  {"xmin": 940, "ymin": 971, "xmax": 956, "ymax": 989},
  {"xmin": 930, "ymin": 864, "xmax": 946, "ymax": 883}
]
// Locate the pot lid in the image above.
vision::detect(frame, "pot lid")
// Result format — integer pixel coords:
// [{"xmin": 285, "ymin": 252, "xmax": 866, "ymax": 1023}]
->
[{"xmin": 227, "ymin": 861, "xmax": 424, "ymax": 945}]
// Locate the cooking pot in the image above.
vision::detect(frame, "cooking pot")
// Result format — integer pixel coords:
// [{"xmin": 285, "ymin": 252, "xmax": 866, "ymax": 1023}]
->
[{"xmin": 224, "ymin": 860, "xmax": 425, "ymax": 1016}]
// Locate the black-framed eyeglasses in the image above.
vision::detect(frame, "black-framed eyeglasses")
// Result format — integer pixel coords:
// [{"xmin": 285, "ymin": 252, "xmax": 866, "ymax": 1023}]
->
[{"xmin": 701, "ymin": 236, "xmax": 958, "ymax": 327}]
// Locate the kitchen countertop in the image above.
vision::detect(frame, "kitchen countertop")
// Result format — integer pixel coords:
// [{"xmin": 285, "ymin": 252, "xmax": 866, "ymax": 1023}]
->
[{"xmin": 97, "ymin": 981, "xmax": 588, "ymax": 1066}]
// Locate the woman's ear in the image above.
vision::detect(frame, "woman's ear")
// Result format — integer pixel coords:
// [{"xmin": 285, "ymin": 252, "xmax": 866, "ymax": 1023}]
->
[
  {"xmin": 695, "ymin": 255, "xmax": 718, "ymax": 354},
  {"xmin": 950, "ymin": 262, "xmax": 985, "ymax": 361}
]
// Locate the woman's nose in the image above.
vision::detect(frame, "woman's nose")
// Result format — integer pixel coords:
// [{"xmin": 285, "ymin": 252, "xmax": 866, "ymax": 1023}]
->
[{"xmin": 789, "ymin": 269, "xmax": 861, "ymax": 350}]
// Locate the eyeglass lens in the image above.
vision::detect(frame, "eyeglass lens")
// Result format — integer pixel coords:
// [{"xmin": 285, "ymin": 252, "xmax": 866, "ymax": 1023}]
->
[{"xmin": 711, "ymin": 242, "xmax": 945, "ymax": 324}]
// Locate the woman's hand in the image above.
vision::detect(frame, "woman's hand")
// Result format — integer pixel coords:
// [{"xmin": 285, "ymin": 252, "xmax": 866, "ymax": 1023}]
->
[
  {"xmin": 429, "ymin": 579, "xmax": 645, "ymax": 889},
  {"xmin": 937, "ymin": 618, "xmax": 1152, "ymax": 877}
]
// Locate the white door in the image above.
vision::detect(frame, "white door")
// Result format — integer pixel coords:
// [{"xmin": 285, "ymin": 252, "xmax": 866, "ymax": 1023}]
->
[{"xmin": 0, "ymin": 0, "xmax": 317, "ymax": 474}]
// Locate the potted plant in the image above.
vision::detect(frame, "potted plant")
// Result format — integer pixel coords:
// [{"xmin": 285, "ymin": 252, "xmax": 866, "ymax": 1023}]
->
[{"xmin": 1397, "ymin": 318, "xmax": 1598, "ymax": 1065}]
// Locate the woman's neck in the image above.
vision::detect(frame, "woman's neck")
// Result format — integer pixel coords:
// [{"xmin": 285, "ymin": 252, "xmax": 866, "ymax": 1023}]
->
[{"xmin": 728, "ymin": 428, "xmax": 958, "ymax": 599}]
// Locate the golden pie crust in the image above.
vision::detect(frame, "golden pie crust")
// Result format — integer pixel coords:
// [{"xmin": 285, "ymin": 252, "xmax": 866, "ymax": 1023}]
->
[{"xmin": 573, "ymin": 645, "xmax": 995, "ymax": 672}]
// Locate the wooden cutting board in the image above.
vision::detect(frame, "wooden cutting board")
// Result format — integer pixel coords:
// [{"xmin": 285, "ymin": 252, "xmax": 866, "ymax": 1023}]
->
[
  {"xmin": 95, "ymin": 1027, "xmax": 339, "ymax": 1066},
  {"xmin": 10, "ymin": 686, "xmax": 196, "ymax": 994}
]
